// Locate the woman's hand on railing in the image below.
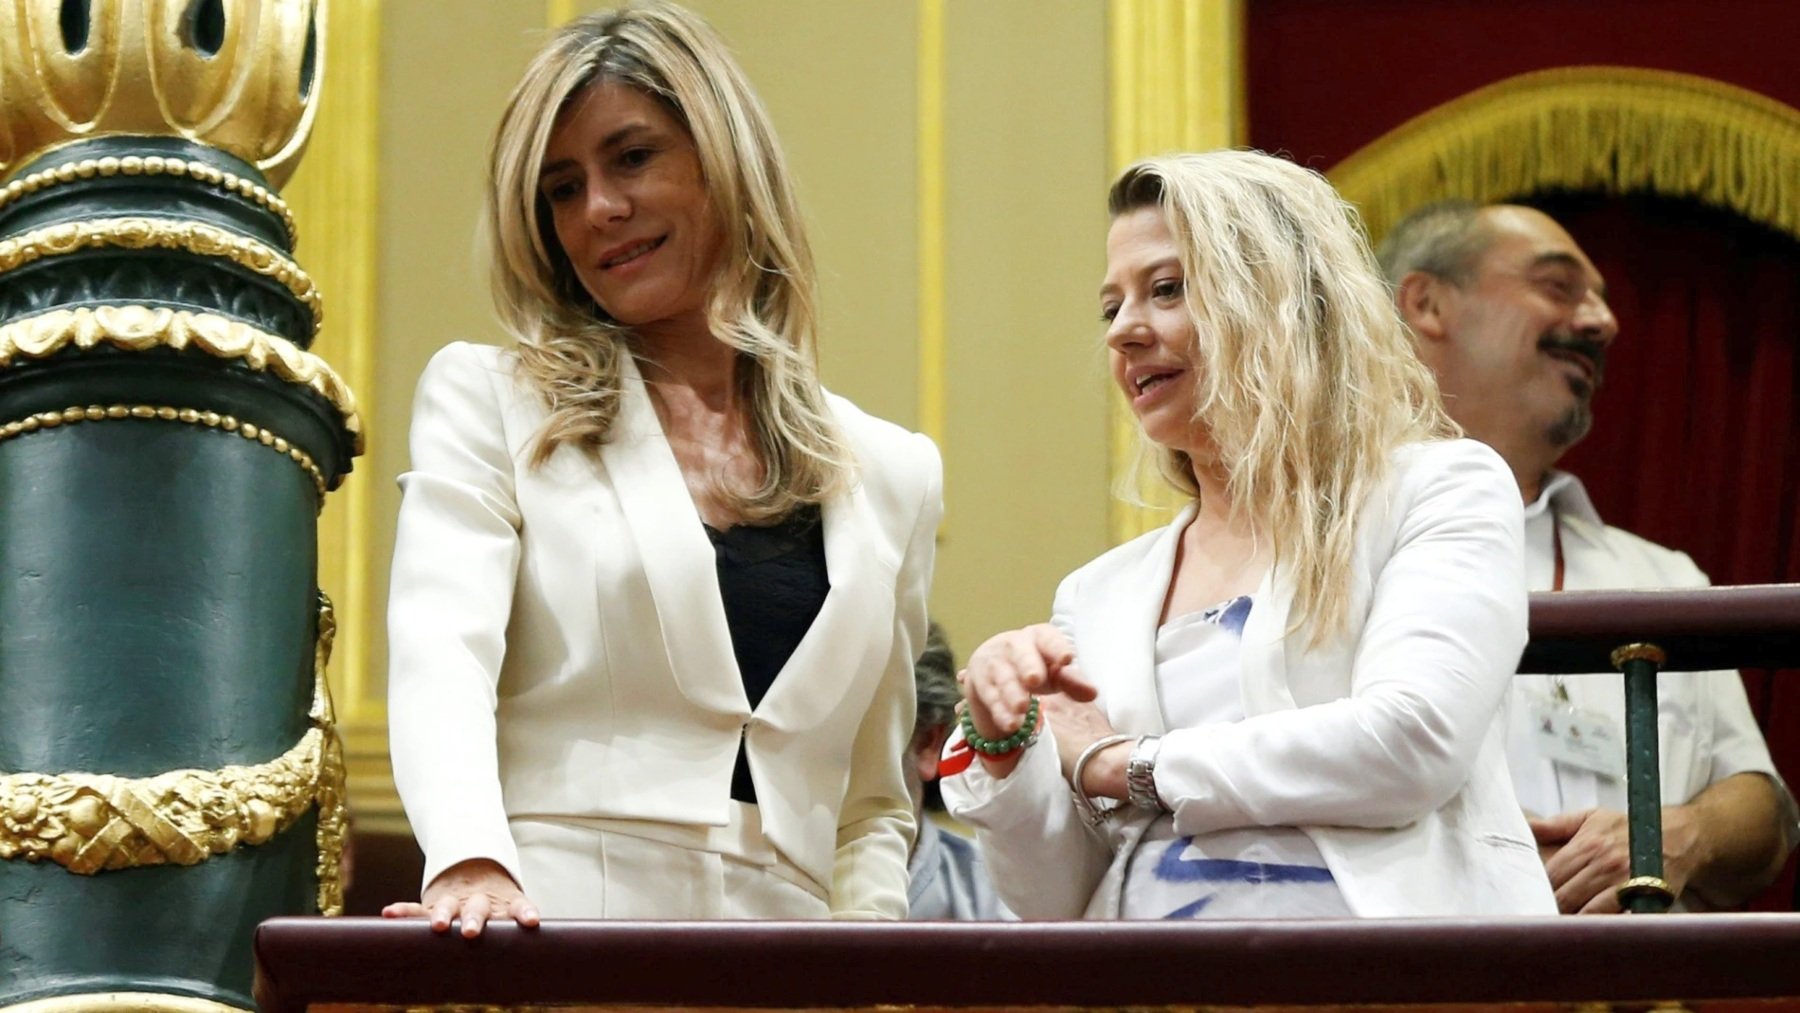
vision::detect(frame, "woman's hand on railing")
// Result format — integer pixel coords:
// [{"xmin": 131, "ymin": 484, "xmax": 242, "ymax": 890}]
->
[{"xmin": 381, "ymin": 857, "xmax": 541, "ymax": 937}]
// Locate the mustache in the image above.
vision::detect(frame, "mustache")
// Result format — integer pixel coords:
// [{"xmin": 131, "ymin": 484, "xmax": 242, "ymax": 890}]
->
[{"xmin": 1538, "ymin": 331, "xmax": 1608, "ymax": 384}]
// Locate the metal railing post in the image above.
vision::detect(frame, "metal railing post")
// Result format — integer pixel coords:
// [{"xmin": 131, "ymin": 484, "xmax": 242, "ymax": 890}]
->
[{"xmin": 1611, "ymin": 642, "xmax": 1676, "ymax": 914}]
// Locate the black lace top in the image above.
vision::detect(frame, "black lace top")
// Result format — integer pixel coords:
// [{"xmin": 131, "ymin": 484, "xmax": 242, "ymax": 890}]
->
[{"xmin": 704, "ymin": 503, "xmax": 829, "ymax": 803}]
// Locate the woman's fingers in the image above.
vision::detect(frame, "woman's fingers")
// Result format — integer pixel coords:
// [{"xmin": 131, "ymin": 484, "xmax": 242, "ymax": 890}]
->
[
  {"xmin": 508, "ymin": 894, "xmax": 543, "ymax": 928},
  {"xmin": 962, "ymin": 627, "xmax": 1079, "ymax": 739},
  {"xmin": 1027, "ymin": 624, "xmax": 1076, "ymax": 670},
  {"xmin": 428, "ymin": 895, "xmax": 458, "ymax": 933},
  {"xmin": 460, "ymin": 894, "xmax": 491, "ymax": 938},
  {"xmin": 1001, "ymin": 635, "xmax": 1049, "ymax": 694},
  {"xmin": 1047, "ymin": 661, "xmax": 1099, "ymax": 702}
]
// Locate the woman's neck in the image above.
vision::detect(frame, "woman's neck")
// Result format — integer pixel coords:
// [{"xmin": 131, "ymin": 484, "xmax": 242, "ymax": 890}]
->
[
  {"xmin": 1188, "ymin": 456, "xmax": 1234, "ymax": 529},
  {"xmin": 633, "ymin": 329, "xmax": 761, "ymax": 529},
  {"xmin": 1161, "ymin": 459, "xmax": 1264, "ymax": 624},
  {"xmin": 634, "ymin": 328, "xmax": 739, "ymax": 410}
]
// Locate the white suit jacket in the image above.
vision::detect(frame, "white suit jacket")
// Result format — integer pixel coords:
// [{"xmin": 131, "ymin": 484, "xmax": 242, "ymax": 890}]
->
[
  {"xmin": 945, "ymin": 439, "xmax": 1558, "ymax": 918},
  {"xmin": 388, "ymin": 342, "xmax": 941, "ymax": 919}
]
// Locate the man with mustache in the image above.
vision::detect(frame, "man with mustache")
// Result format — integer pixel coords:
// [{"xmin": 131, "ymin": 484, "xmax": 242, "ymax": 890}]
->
[{"xmin": 1380, "ymin": 201, "xmax": 1794, "ymax": 913}]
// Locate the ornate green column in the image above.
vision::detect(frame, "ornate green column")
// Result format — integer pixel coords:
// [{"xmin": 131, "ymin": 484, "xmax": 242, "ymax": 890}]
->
[{"xmin": 0, "ymin": 2, "xmax": 357, "ymax": 1010}]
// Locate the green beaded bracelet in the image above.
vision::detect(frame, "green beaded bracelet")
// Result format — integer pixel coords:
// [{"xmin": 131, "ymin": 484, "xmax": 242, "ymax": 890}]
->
[{"xmin": 959, "ymin": 696, "xmax": 1042, "ymax": 756}]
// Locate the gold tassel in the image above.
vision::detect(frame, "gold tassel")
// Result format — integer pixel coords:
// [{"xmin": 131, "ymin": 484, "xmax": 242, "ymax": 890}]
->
[{"xmin": 1330, "ymin": 66, "xmax": 1800, "ymax": 248}]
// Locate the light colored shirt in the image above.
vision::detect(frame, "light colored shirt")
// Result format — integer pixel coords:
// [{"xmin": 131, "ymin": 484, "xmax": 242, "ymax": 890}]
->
[
  {"xmin": 1505, "ymin": 471, "xmax": 1790, "ymax": 829},
  {"xmin": 1121, "ymin": 596, "xmax": 1350, "ymax": 920},
  {"xmin": 906, "ymin": 816, "xmax": 1008, "ymax": 920}
]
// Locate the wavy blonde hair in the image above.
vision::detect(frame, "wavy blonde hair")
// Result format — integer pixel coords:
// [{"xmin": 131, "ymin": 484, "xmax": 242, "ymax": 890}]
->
[
  {"xmin": 487, "ymin": 1, "xmax": 852, "ymax": 519},
  {"xmin": 1109, "ymin": 151, "xmax": 1458, "ymax": 643}
]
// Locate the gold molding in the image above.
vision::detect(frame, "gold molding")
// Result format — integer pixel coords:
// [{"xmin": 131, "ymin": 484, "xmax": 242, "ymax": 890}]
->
[
  {"xmin": 280, "ymin": 0, "xmax": 387, "ymax": 829},
  {"xmin": 916, "ymin": 0, "xmax": 945, "ymax": 451},
  {"xmin": 0, "ymin": 401, "xmax": 329, "ymax": 498},
  {"xmin": 0, "ymin": 218, "xmax": 323, "ymax": 331},
  {"xmin": 1611, "ymin": 642, "xmax": 1669, "ymax": 670},
  {"xmin": 0, "ymin": 0, "xmax": 322, "ymax": 186},
  {"xmin": 1106, "ymin": 0, "xmax": 1244, "ymax": 543},
  {"xmin": 0, "ymin": 155, "xmax": 299, "ymax": 248},
  {"xmin": 1331, "ymin": 66, "xmax": 1800, "ymax": 248},
  {"xmin": 0, "ymin": 594, "xmax": 345, "ymax": 915},
  {"xmin": 312, "ymin": 592, "xmax": 349, "ymax": 915},
  {"xmin": 0, "ymin": 993, "xmax": 249, "ymax": 1013},
  {"xmin": 0, "ymin": 305, "xmax": 363, "ymax": 455}
]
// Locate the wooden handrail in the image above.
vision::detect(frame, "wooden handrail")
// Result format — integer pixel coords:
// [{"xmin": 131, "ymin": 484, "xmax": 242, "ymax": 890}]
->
[
  {"xmin": 252, "ymin": 916, "xmax": 1800, "ymax": 1012},
  {"xmin": 1521, "ymin": 584, "xmax": 1800, "ymax": 674}
]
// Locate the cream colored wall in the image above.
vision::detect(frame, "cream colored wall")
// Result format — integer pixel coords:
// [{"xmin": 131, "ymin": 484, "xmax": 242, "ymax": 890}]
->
[
  {"xmin": 937, "ymin": 1, "xmax": 1113, "ymax": 638},
  {"xmin": 335, "ymin": 0, "xmax": 1113, "ymax": 825}
]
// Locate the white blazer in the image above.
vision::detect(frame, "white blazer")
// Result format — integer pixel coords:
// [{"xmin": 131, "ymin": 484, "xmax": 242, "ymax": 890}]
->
[
  {"xmin": 945, "ymin": 439, "xmax": 1558, "ymax": 918},
  {"xmin": 388, "ymin": 342, "xmax": 942, "ymax": 919}
]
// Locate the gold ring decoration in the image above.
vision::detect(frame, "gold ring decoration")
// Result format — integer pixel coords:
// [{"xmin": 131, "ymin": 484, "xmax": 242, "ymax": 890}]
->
[
  {"xmin": 0, "ymin": 403, "xmax": 330, "ymax": 501},
  {"xmin": 0, "ymin": 594, "xmax": 348, "ymax": 916},
  {"xmin": 0, "ymin": 219, "xmax": 322, "ymax": 331},
  {"xmin": 0, "ymin": 306, "xmax": 361, "ymax": 452},
  {"xmin": 0, "ymin": 992, "xmax": 251, "ymax": 1013},
  {"xmin": 0, "ymin": 156, "xmax": 298, "ymax": 249},
  {"xmin": 1610, "ymin": 643, "xmax": 1669, "ymax": 670},
  {"xmin": 1616, "ymin": 874, "xmax": 1677, "ymax": 908}
]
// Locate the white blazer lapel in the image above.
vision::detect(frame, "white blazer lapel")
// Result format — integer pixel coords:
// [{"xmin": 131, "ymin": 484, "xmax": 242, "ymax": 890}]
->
[
  {"xmin": 754, "ymin": 481, "xmax": 892, "ymax": 732},
  {"xmin": 1090, "ymin": 507, "xmax": 1193, "ymax": 736},
  {"xmin": 598, "ymin": 354, "xmax": 749, "ymax": 715}
]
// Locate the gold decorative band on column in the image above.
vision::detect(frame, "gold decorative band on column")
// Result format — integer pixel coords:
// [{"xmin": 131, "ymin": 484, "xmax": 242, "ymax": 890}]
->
[
  {"xmin": 0, "ymin": 157, "xmax": 298, "ymax": 249},
  {"xmin": 0, "ymin": 219, "xmax": 322, "ymax": 331},
  {"xmin": 1617, "ymin": 874, "xmax": 1676, "ymax": 907},
  {"xmin": 1611, "ymin": 643, "xmax": 1669, "ymax": 669},
  {"xmin": 0, "ymin": 403, "xmax": 329, "ymax": 498},
  {"xmin": 0, "ymin": 720, "xmax": 331, "ymax": 873},
  {"xmin": 0, "ymin": 593, "xmax": 348, "ymax": 917},
  {"xmin": 312, "ymin": 591, "xmax": 348, "ymax": 916},
  {"xmin": 0, "ymin": 992, "xmax": 250, "ymax": 1013},
  {"xmin": 0, "ymin": 306, "xmax": 362, "ymax": 450}
]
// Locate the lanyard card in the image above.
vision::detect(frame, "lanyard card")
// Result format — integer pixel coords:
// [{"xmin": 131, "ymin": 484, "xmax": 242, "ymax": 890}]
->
[{"xmin": 1528, "ymin": 691, "xmax": 1626, "ymax": 780}]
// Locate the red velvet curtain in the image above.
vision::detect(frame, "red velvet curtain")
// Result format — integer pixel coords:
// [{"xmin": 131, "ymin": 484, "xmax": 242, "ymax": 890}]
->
[{"xmin": 1521, "ymin": 193, "xmax": 1800, "ymax": 909}]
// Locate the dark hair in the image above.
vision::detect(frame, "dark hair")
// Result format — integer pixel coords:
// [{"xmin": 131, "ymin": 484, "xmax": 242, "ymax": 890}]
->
[
  {"xmin": 1374, "ymin": 199, "xmax": 1490, "ymax": 287},
  {"xmin": 913, "ymin": 621, "xmax": 958, "ymax": 737}
]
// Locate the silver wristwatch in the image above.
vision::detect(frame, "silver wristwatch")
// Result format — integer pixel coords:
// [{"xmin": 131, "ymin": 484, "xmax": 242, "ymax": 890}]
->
[{"xmin": 1125, "ymin": 734, "xmax": 1166, "ymax": 811}]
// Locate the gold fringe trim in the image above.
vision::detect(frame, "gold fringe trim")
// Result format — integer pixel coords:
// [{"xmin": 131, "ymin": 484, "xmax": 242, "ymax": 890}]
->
[
  {"xmin": 0, "ymin": 403, "xmax": 330, "ymax": 501},
  {"xmin": 0, "ymin": 218, "xmax": 322, "ymax": 331},
  {"xmin": 1331, "ymin": 66, "xmax": 1800, "ymax": 248},
  {"xmin": 0, "ymin": 594, "xmax": 348, "ymax": 916},
  {"xmin": 0, "ymin": 306, "xmax": 362, "ymax": 454}
]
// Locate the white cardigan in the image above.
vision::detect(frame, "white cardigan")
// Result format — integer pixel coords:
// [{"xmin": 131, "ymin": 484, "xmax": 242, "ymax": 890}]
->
[
  {"xmin": 945, "ymin": 439, "xmax": 1557, "ymax": 918},
  {"xmin": 387, "ymin": 342, "xmax": 941, "ymax": 919}
]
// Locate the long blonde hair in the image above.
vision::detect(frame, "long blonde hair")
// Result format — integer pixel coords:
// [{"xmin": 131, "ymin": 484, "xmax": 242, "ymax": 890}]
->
[
  {"xmin": 1109, "ymin": 151, "xmax": 1458, "ymax": 642},
  {"xmin": 486, "ymin": 1, "xmax": 852, "ymax": 519}
]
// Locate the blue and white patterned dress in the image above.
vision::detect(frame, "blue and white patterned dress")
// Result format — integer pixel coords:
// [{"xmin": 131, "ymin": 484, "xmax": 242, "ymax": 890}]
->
[{"xmin": 1118, "ymin": 596, "xmax": 1352, "ymax": 919}]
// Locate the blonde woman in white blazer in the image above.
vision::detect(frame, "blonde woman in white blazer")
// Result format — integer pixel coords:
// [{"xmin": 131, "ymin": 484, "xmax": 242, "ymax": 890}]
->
[
  {"xmin": 942, "ymin": 152, "xmax": 1556, "ymax": 919},
  {"xmin": 382, "ymin": 3, "xmax": 939, "ymax": 933}
]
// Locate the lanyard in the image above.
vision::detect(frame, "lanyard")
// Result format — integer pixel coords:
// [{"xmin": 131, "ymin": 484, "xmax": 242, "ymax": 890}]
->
[
  {"xmin": 1552, "ymin": 514, "xmax": 1565, "ymax": 592},
  {"xmin": 1551, "ymin": 515, "xmax": 1568, "ymax": 700}
]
